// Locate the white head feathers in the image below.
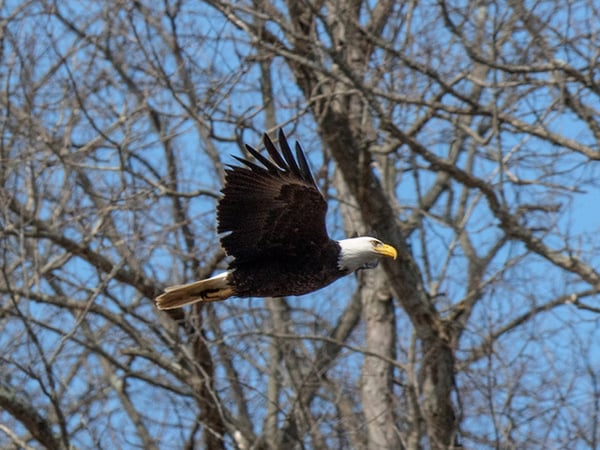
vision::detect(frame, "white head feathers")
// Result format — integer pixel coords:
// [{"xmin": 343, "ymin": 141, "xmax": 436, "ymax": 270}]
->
[{"xmin": 337, "ymin": 237, "xmax": 397, "ymax": 272}]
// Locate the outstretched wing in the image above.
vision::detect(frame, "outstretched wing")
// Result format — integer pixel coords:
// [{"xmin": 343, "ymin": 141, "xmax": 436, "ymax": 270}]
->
[{"xmin": 217, "ymin": 130, "xmax": 329, "ymax": 263}]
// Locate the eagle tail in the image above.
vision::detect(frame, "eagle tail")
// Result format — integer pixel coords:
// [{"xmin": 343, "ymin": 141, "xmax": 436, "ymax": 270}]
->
[{"xmin": 155, "ymin": 272, "xmax": 233, "ymax": 310}]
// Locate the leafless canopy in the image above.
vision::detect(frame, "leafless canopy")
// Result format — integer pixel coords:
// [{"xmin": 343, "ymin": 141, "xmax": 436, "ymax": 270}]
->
[{"xmin": 1, "ymin": 1, "xmax": 599, "ymax": 449}]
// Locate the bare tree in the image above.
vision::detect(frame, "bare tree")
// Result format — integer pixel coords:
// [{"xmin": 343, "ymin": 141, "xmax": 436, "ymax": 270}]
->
[{"xmin": 1, "ymin": 0, "xmax": 599, "ymax": 449}]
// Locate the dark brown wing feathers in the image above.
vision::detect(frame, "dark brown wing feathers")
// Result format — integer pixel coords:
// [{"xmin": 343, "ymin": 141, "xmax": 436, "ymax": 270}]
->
[
  {"xmin": 262, "ymin": 130, "xmax": 289, "ymax": 169},
  {"xmin": 295, "ymin": 141, "xmax": 315, "ymax": 184},
  {"xmin": 272, "ymin": 129, "xmax": 303, "ymax": 178},
  {"xmin": 217, "ymin": 130, "xmax": 329, "ymax": 264}
]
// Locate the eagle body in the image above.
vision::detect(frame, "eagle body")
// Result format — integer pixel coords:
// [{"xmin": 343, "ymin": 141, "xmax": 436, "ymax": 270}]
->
[
  {"xmin": 155, "ymin": 130, "xmax": 397, "ymax": 310},
  {"xmin": 229, "ymin": 239, "xmax": 346, "ymax": 298}
]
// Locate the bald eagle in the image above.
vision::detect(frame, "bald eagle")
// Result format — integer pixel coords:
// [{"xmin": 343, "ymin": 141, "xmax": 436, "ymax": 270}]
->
[{"xmin": 155, "ymin": 130, "xmax": 397, "ymax": 309}]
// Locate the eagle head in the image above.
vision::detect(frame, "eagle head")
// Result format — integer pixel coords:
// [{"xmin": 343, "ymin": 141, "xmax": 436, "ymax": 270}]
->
[{"xmin": 337, "ymin": 237, "xmax": 397, "ymax": 272}]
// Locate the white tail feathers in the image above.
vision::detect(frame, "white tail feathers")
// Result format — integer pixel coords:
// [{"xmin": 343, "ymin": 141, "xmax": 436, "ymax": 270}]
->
[{"xmin": 155, "ymin": 272, "xmax": 233, "ymax": 310}]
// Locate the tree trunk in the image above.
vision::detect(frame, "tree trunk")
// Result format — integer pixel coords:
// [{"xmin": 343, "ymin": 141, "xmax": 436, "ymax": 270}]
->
[{"xmin": 360, "ymin": 269, "xmax": 401, "ymax": 449}]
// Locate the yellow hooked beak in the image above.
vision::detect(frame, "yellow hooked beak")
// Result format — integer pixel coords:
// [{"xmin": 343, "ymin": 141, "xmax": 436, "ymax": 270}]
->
[{"xmin": 374, "ymin": 243, "xmax": 398, "ymax": 260}]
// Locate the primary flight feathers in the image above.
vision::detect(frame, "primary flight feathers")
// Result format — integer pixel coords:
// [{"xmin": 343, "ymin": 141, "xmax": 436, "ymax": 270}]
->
[{"xmin": 156, "ymin": 130, "xmax": 397, "ymax": 309}]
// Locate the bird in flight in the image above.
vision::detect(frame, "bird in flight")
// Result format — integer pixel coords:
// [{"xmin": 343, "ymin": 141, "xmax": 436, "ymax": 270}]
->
[{"xmin": 155, "ymin": 130, "xmax": 397, "ymax": 309}]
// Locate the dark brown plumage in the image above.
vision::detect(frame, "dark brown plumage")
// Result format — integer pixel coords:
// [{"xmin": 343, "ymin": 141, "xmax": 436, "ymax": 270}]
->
[
  {"xmin": 155, "ymin": 130, "xmax": 397, "ymax": 309},
  {"xmin": 218, "ymin": 130, "xmax": 329, "ymax": 265}
]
